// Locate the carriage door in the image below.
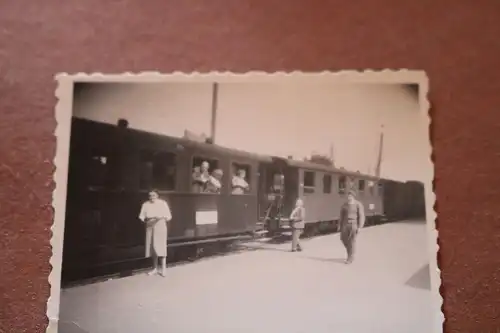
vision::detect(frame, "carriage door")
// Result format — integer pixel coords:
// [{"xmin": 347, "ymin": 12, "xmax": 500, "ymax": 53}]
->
[
  {"xmin": 226, "ymin": 161, "xmax": 255, "ymax": 232},
  {"xmin": 257, "ymin": 163, "xmax": 286, "ymax": 221},
  {"xmin": 257, "ymin": 163, "xmax": 271, "ymax": 220}
]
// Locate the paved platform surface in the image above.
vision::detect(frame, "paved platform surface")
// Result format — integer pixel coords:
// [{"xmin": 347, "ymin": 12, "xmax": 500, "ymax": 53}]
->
[{"xmin": 58, "ymin": 220, "xmax": 437, "ymax": 333}]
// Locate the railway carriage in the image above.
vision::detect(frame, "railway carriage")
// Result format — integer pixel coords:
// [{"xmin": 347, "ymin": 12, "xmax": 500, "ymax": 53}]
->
[
  {"xmin": 379, "ymin": 179, "xmax": 406, "ymax": 221},
  {"xmin": 379, "ymin": 179, "xmax": 426, "ymax": 221},
  {"xmin": 405, "ymin": 180, "xmax": 426, "ymax": 218},
  {"xmin": 257, "ymin": 158, "xmax": 385, "ymax": 236},
  {"xmin": 63, "ymin": 117, "xmax": 425, "ymax": 285},
  {"xmin": 63, "ymin": 117, "xmax": 270, "ymax": 283}
]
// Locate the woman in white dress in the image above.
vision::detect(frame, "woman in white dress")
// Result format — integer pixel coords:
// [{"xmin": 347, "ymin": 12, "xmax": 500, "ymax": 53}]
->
[{"xmin": 138, "ymin": 190, "xmax": 172, "ymax": 277}]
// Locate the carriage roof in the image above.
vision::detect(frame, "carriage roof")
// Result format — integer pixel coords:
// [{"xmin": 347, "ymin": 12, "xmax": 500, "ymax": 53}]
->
[
  {"xmin": 279, "ymin": 158, "xmax": 380, "ymax": 180},
  {"xmin": 72, "ymin": 117, "xmax": 273, "ymax": 162},
  {"xmin": 73, "ymin": 117, "xmax": 382, "ymax": 180}
]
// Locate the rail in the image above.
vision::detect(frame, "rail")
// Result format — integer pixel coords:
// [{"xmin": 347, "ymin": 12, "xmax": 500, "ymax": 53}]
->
[{"xmin": 168, "ymin": 234, "xmax": 255, "ymax": 247}]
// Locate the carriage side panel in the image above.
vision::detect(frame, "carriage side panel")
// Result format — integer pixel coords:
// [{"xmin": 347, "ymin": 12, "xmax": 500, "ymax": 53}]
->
[
  {"xmin": 354, "ymin": 177, "xmax": 384, "ymax": 222},
  {"xmin": 299, "ymin": 169, "xmax": 340, "ymax": 223}
]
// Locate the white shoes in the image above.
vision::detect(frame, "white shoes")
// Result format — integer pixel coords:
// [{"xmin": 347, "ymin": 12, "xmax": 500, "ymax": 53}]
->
[{"xmin": 147, "ymin": 268, "xmax": 166, "ymax": 277}]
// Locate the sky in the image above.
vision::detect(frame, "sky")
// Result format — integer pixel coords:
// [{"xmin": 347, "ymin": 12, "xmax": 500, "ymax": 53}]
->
[{"xmin": 73, "ymin": 80, "xmax": 430, "ymax": 182}]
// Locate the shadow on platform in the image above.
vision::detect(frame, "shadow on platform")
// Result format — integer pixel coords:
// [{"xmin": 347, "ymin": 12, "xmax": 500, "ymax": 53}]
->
[
  {"xmin": 392, "ymin": 218, "xmax": 427, "ymax": 225},
  {"xmin": 404, "ymin": 263, "xmax": 431, "ymax": 291},
  {"xmin": 59, "ymin": 321, "xmax": 89, "ymax": 333},
  {"xmin": 303, "ymin": 256, "xmax": 346, "ymax": 264},
  {"xmin": 234, "ymin": 243, "xmax": 291, "ymax": 253}
]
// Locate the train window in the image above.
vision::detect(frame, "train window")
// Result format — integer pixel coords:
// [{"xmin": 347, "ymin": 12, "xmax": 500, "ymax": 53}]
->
[
  {"xmin": 323, "ymin": 174, "xmax": 332, "ymax": 193},
  {"xmin": 377, "ymin": 182, "xmax": 383, "ymax": 195},
  {"xmin": 231, "ymin": 163, "xmax": 251, "ymax": 195},
  {"xmin": 368, "ymin": 180, "xmax": 375, "ymax": 195},
  {"xmin": 79, "ymin": 145, "xmax": 125, "ymax": 189},
  {"xmin": 271, "ymin": 173, "xmax": 285, "ymax": 191},
  {"xmin": 358, "ymin": 179, "xmax": 366, "ymax": 192},
  {"xmin": 86, "ymin": 153, "xmax": 112, "ymax": 187},
  {"xmin": 303, "ymin": 171, "xmax": 315, "ymax": 194},
  {"xmin": 338, "ymin": 175, "xmax": 347, "ymax": 194},
  {"xmin": 192, "ymin": 157, "xmax": 222, "ymax": 194},
  {"xmin": 140, "ymin": 150, "xmax": 177, "ymax": 191},
  {"xmin": 273, "ymin": 173, "xmax": 282, "ymax": 186}
]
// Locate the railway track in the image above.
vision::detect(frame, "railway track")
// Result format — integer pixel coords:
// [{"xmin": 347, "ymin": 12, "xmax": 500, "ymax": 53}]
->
[
  {"xmin": 61, "ymin": 219, "xmax": 390, "ymax": 289},
  {"xmin": 61, "ymin": 235, "xmax": 268, "ymax": 289}
]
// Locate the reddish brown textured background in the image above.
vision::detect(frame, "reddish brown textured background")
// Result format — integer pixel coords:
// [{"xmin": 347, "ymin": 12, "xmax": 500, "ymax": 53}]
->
[{"xmin": 1, "ymin": 1, "xmax": 499, "ymax": 332}]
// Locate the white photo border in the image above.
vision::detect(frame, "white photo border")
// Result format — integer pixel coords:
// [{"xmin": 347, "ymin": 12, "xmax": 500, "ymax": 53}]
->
[{"xmin": 48, "ymin": 70, "xmax": 440, "ymax": 333}]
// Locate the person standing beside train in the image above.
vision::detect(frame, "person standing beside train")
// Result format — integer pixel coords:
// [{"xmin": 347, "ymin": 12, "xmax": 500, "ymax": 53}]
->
[
  {"xmin": 138, "ymin": 189, "xmax": 172, "ymax": 277},
  {"xmin": 339, "ymin": 190, "xmax": 365, "ymax": 264},
  {"xmin": 290, "ymin": 198, "xmax": 306, "ymax": 252}
]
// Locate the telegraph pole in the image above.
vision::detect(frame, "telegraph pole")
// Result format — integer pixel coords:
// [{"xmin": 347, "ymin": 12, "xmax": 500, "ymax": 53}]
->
[
  {"xmin": 375, "ymin": 125, "xmax": 384, "ymax": 178},
  {"xmin": 210, "ymin": 82, "xmax": 219, "ymax": 144},
  {"xmin": 329, "ymin": 143, "xmax": 335, "ymax": 167}
]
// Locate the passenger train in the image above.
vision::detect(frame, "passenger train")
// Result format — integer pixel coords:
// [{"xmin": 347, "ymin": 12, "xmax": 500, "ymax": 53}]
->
[{"xmin": 62, "ymin": 117, "xmax": 426, "ymax": 285}]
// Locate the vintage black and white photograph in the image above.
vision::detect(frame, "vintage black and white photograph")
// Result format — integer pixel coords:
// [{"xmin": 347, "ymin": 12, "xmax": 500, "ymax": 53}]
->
[{"xmin": 49, "ymin": 72, "xmax": 439, "ymax": 333}]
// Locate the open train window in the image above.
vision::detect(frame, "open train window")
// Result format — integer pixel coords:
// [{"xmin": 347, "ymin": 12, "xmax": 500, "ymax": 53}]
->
[
  {"xmin": 86, "ymin": 154, "xmax": 111, "ymax": 187},
  {"xmin": 77, "ymin": 146, "xmax": 124, "ymax": 189},
  {"xmin": 377, "ymin": 182, "xmax": 383, "ymax": 195},
  {"xmin": 273, "ymin": 173, "xmax": 283, "ymax": 187},
  {"xmin": 323, "ymin": 174, "xmax": 332, "ymax": 194},
  {"xmin": 139, "ymin": 150, "xmax": 177, "ymax": 191},
  {"xmin": 191, "ymin": 156, "xmax": 222, "ymax": 194},
  {"xmin": 338, "ymin": 175, "xmax": 347, "ymax": 194},
  {"xmin": 368, "ymin": 180, "xmax": 375, "ymax": 195},
  {"xmin": 270, "ymin": 172, "xmax": 285, "ymax": 192},
  {"xmin": 358, "ymin": 179, "xmax": 366, "ymax": 192},
  {"xmin": 231, "ymin": 162, "xmax": 251, "ymax": 195},
  {"xmin": 303, "ymin": 171, "xmax": 315, "ymax": 194},
  {"xmin": 85, "ymin": 153, "xmax": 112, "ymax": 188}
]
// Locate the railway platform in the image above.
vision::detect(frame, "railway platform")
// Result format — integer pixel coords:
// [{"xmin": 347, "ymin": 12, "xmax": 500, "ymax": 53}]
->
[{"xmin": 58, "ymin": 219, "xmax": 437, "ymax": 333}]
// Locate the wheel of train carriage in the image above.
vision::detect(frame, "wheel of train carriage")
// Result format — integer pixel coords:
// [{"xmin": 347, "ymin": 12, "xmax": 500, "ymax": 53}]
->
[
  {"xmin": 304, "ymin": 224, "xmax": 315, "ymax": 237},
  {"xmin": 184, "ymin": 244, "xmax": 200, "ymax": 261},
  {"xmin": 317, "ymin": 222, "xmax": 324, "ymax": 235},
  {"xmin": 323, "ymin": 221, "xmax": 332, "ymax": 234},
  {"xmin": 312, "ymin": 223, "xmax": 320, "ymax": 236},
  {"xmin": 219, "ymin": 240, "xmax": 233, "ymax": 254},
  {"xmin": 334, "ymin": 220, "xmax": 341, "ymax": 233},
  {"xmin": 301, "ymin": 225, "xmax": 309, "ymax": 237},
  {"xmin": 327, "ymin": 220, "xmax": 336, "ymax": 233}
]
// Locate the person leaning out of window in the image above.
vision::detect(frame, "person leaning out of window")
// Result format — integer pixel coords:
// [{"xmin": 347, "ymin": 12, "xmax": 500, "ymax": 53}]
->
[
  {"xmin": 206, "ymin": 169, "xmax": 223, "ymax": 194},
  {"xmin": 192, "ymin": 161, "xmax": 211, "ymax": 193},
  {"xmin": 231, "ymin": 169, "xmax": 249, "ymax": 195}
]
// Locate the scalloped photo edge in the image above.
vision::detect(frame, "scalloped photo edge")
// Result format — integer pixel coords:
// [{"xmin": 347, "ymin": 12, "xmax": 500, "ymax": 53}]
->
[{"xmin": 47, "ymin": 70, "xmax": 440, "ymax": 333}]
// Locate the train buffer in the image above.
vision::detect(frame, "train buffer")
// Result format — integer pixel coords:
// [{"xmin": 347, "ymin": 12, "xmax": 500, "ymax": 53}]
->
[{"xmin": 59, "ymin": 219, "xmax": 435, "ymax": 333}]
